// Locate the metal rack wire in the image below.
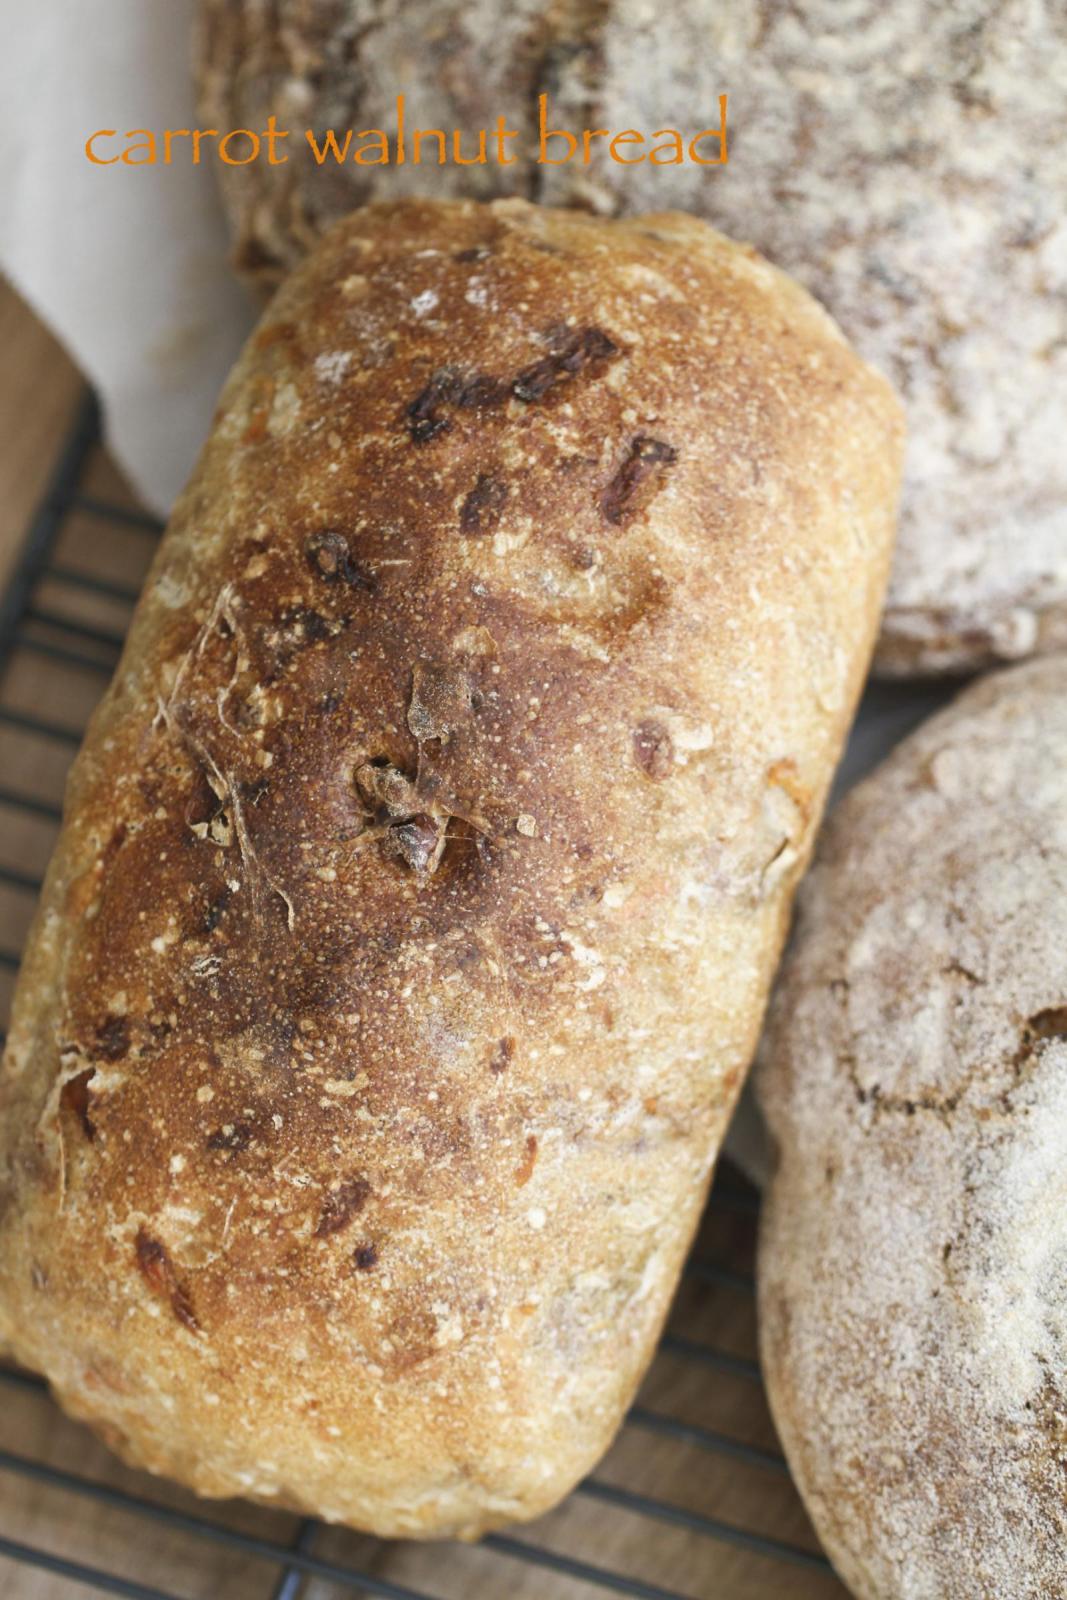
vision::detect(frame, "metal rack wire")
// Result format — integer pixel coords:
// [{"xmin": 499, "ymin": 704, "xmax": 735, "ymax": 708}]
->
[{"xmin": 0, "ymin": 393, "xmax": 844, "ymax": 1600}]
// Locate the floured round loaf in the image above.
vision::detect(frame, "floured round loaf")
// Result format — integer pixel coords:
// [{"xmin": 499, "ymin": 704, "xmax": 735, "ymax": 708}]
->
[
  {"xmin": 758, "ymin": 656, "xmax": 1067, "ymax": 1598},
  {"xmin": 195, "ymin": 0, "xmax": 1067, "ymax": 675},
  {"xmin": 0, "ymin": 197, "xmax": 901, "ymax": 1538}
]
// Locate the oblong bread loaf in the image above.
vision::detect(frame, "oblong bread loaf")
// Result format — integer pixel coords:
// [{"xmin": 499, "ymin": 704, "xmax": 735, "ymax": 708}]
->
[{"xmin": 0, "ymin": 198, "xmax": 902, "ymax": 1537}]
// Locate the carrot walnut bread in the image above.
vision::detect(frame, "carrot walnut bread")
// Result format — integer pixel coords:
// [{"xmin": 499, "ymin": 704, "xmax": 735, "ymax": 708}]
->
[
  {"xmin": 196, "ymin": 0, "xmax": 1067, "ymax": 676},
  {"xmin": 758, "ymin": 657, "xmax": 1067, "ymax": 1600},
  {"xmin": 0, "ymin": 199, "xmax": 902, "ymax": 1537}
]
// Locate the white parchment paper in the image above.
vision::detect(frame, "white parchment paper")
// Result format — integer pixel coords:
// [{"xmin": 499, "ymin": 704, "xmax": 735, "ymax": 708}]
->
[{"xmin": 0, "ymin": 0, "xmax": 254, "ymax": 514}]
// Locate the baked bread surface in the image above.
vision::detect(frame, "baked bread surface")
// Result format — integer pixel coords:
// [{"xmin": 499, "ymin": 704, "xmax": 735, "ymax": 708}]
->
[
  {"xmin": 0, "ymin": 198, "xmax": 901, "ymax": 1536},
  {"xmin": 195, "ymin": 0, "xmax": 1067, "ymax": 676},
  {"xmin": 758, "ymin": 656, "xmax": 1067, "ymax": 1598}
]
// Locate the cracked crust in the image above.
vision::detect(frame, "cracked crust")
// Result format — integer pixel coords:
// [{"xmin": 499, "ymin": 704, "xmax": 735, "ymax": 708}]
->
[
  {"xmin": 0, "ymin": 198, "xmax": 901, "ymax": 1538},
  {"xmin": 194, "ymin": 0, "xmax": 1067, "ymax": 676},
  {"xmin": 757, "ymin": 656, "xmax": 1067, "ymax": 1599}
]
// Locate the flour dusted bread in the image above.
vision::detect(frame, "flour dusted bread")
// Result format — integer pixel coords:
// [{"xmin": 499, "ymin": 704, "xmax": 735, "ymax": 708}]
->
[
  {"xmin": 758, "ymin": 656, "xmax": 1067, "ymax": 1599},
  {"xmin": 0, "ymin": 198, "xmax": 901, "ymax": 1537},
  {"xmin": 195, "ymin": 0, "xmax": 1067, "ymax": 675}
]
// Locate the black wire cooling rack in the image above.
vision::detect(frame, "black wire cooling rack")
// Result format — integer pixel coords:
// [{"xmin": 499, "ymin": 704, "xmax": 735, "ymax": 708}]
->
[{"xmin": 0, "ymin": 391, "xmax": 844, "ymax": 1600}]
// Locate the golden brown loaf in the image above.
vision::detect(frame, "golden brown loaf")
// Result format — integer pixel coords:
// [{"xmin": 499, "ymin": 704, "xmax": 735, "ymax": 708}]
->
[
  {"xmin": 758, "ymin": 657, "xmax": 1067, "ymax": 1599},
  {"xmin": 195, "ymin": 0, "xmax": 1067, "ymax": 677},
  {"xmin": 0, "ymin": 198, "xmax": 902, "ymax": 1537}
]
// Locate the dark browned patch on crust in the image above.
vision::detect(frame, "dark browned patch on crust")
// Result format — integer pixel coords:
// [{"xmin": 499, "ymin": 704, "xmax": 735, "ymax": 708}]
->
[
  {"xmin": 406, "ymin": 371, "xmax": 458, "ymax": 444},
  {"xmin": 60, "ymin": 1069, "xmax": 96, "ymax": 1142},
  {"xmin": 490, "ymin": 1036, "xmax": 515, "ymax": 1074},
  {"xmin": 316, "ymin": 1176, "xmax": 372, "ymax": 1237},
  {"xmin": 407, "ymin": 328, "xmax": 618, "ymax": 442},
  {"xmin": 458, "ymin": 374, "xmax": 507, "ymax": 409},
  {"xmin": 102, "ymin": 822, "xmax": 128, "ymax": 868},
  {"xmin": 305, "ymin": 530, "xmax": 376, "ymax": 591},
  {"xmin": 353, "ymin": 1242, "xmax": 379, "ymax": 1271},
  {"xmin": 1028, "ymin": 1006, "xmax": 1067, "ymax": 1041},
  {"xmin": 1013, "ymin": 1006, "xmax": 1067, "ymax": 1074},
  {"xmin": 206, "ymin": 1121, "xmax": 253, "ymax": 1153},
  {"xmin": 95, "ymin": 1014, "xmax": 131, "ymax": 1061},
  {"xmin": 277, "ymin": 605, "xmax": 340, "ymax": 645},
  {"xmin": 202, "ymin": 884, "xmax": 233, "ymax": 934},
  {"xmin": 185, "ymin": 765, "xmax": 223, "ymax": 831},
  {"xmin": 242, "ymin": 775, "xmax": 270, "ymax": 807},
  {"xmin": 601, "ymin": 436, "xmax": 677, "ymax": 525},
  {"xmin": 633, "ymin": 719, "xmax": 674, "ymax": 781},
  {"xmin": 134, "ymin": 1229, "xmax": 199, "ymax": 1332},
  {"xmin": 460, "ymin": 473, "xmax": 508, "ymax": 535},
  {"xmin": 512, "ymin": 326, "xmax": 619, "ymax": 404},
  {"xmin": 406, "ymin": 367, "xmax": 505, "ymax": 443}
]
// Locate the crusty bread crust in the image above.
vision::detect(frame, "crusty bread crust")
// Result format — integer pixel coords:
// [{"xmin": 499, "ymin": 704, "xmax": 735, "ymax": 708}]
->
[
  {"xmin": 0, "ymin": 198, "xmax": 901, "ymax": 1537},
  {"xmin": 758, "ymin": 656, "xmax": 1067, "ymax": 1598}
]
